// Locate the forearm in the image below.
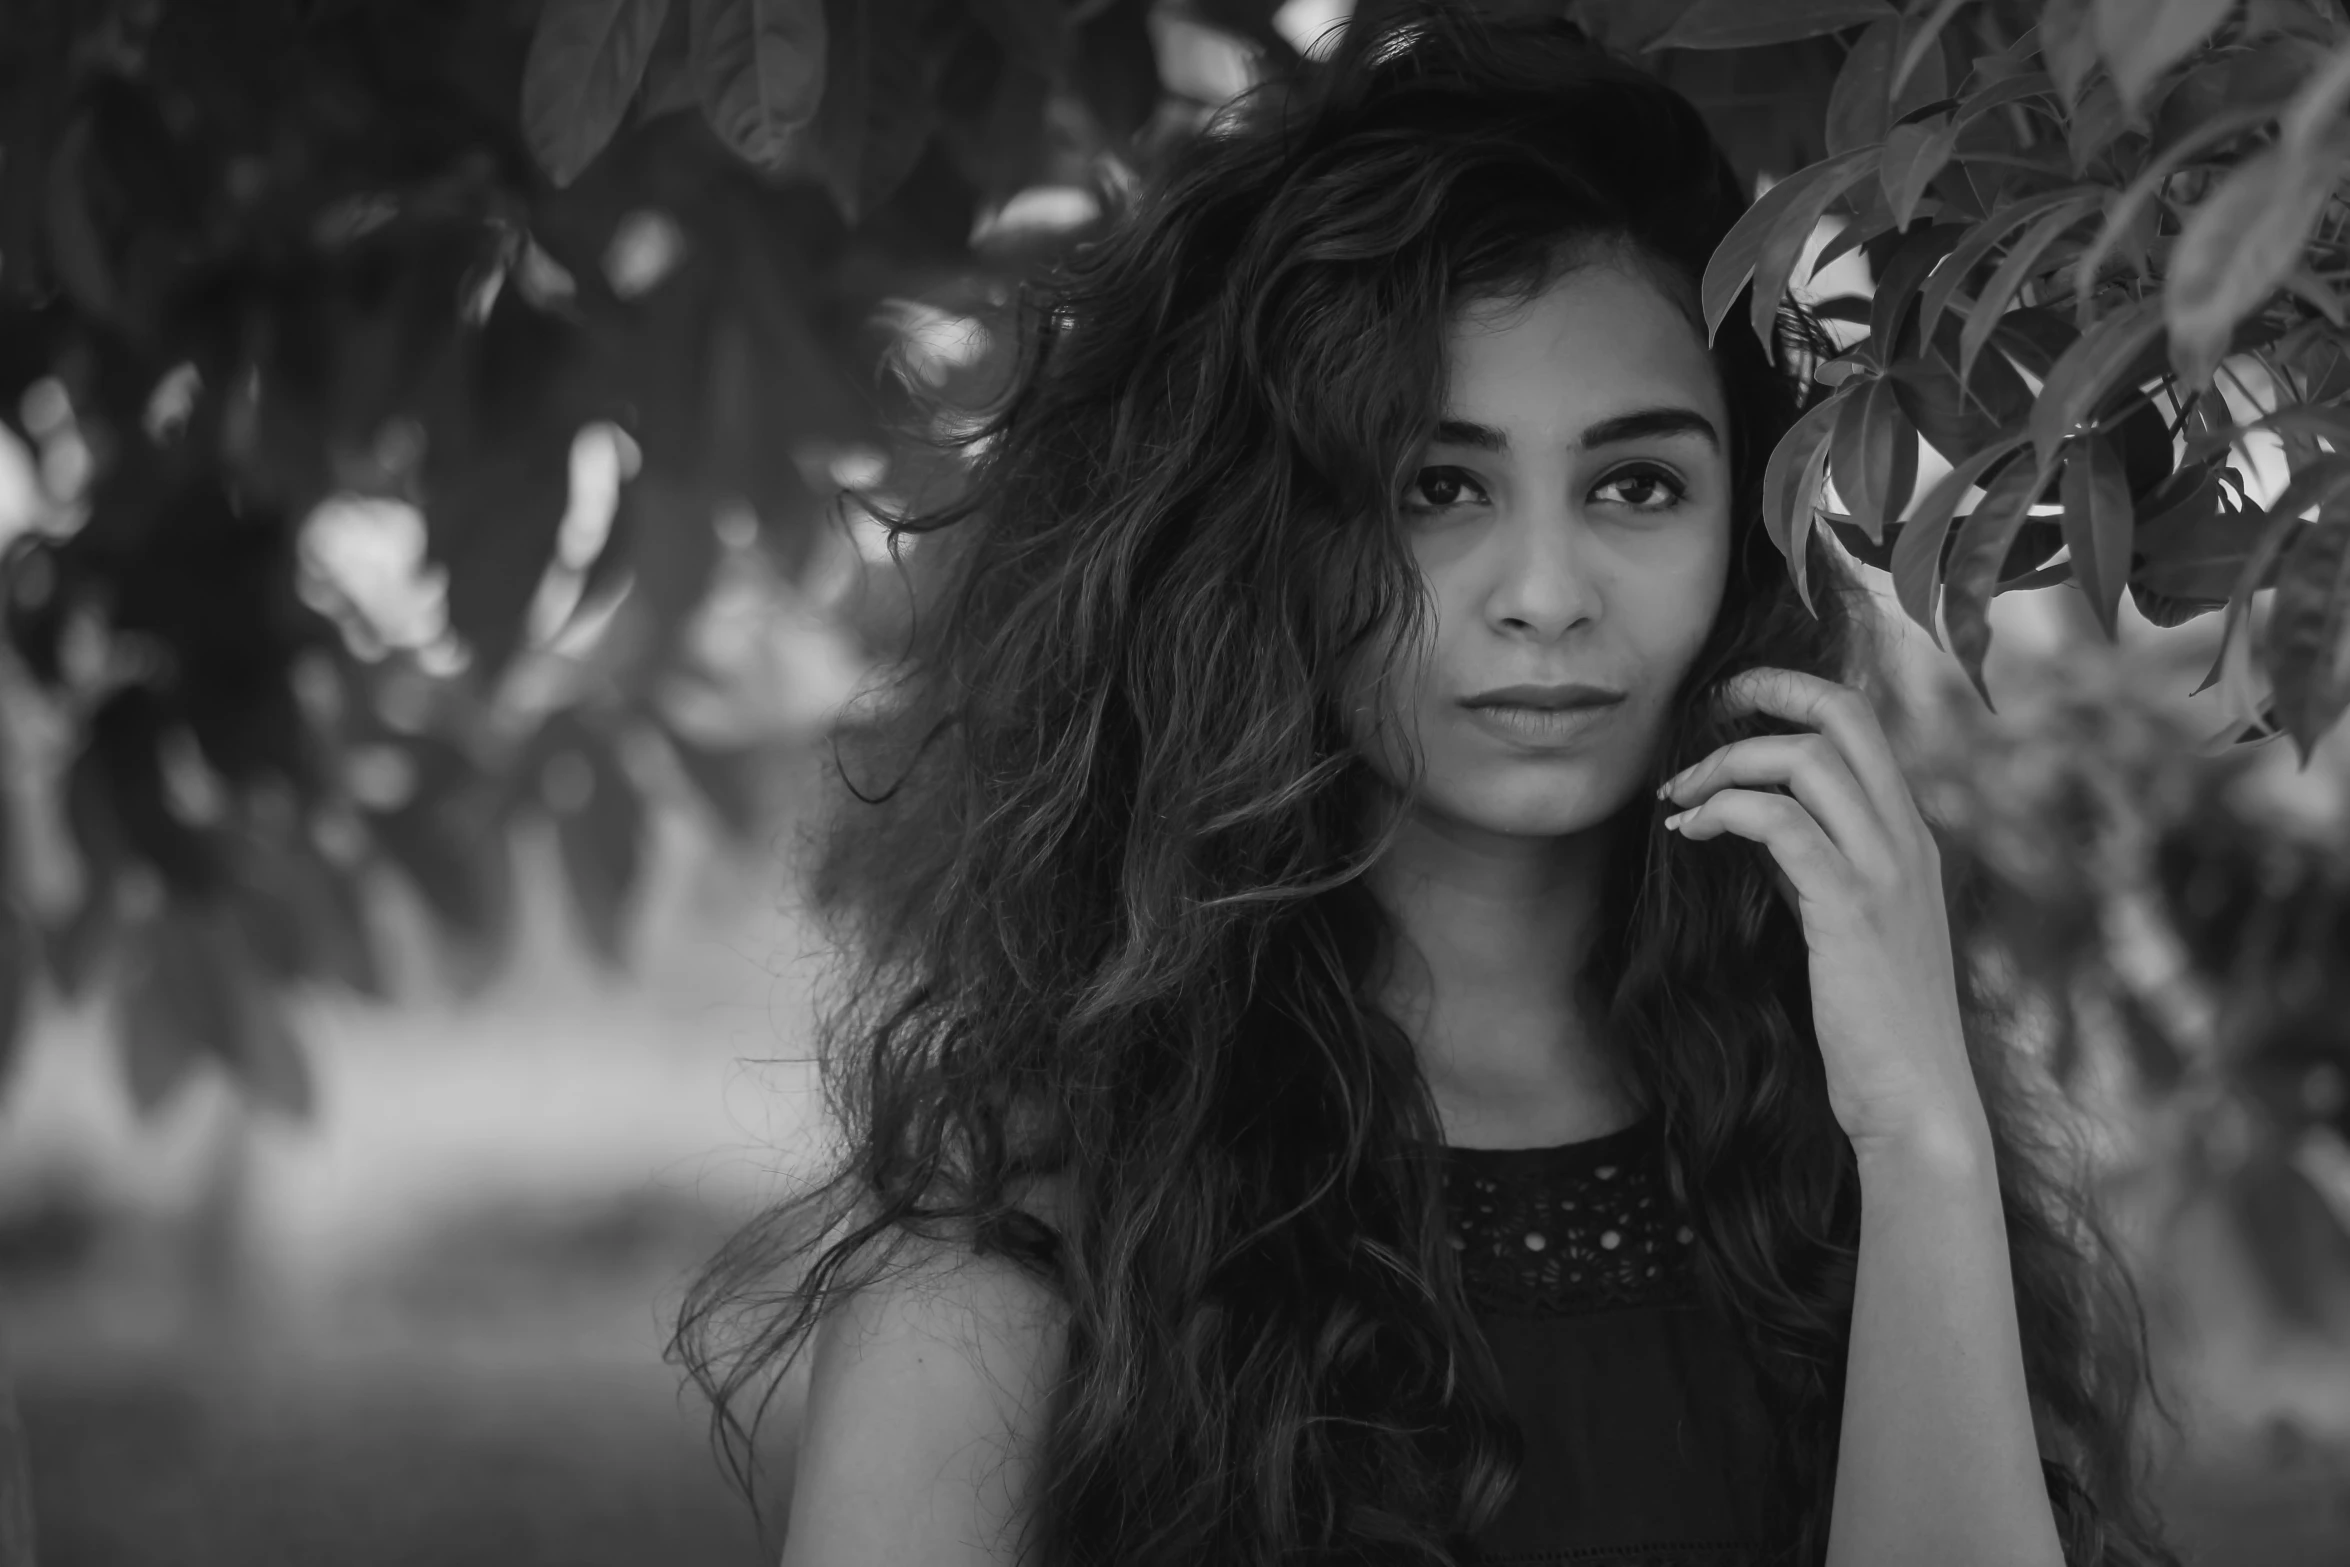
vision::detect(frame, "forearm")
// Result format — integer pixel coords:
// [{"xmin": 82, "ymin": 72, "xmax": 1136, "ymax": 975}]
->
[{"xmin": 1824, "ymin": 1111, "xmax": 2066, "ymax": 1567}]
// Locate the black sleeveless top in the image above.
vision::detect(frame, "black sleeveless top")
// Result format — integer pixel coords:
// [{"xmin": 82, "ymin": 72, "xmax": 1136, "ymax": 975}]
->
[{"xmin": 1439, "ymin": 1112, "xmax": 1781, "ymax": 1566}]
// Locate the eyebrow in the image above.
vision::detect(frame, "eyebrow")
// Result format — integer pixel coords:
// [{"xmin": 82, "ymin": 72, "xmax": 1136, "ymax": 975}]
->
[{"xmin": 1431, "ymin": 405, "xmax": 1722, "ymax": 454}]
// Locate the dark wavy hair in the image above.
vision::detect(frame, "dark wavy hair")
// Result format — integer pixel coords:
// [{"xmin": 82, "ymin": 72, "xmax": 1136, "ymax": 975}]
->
[{"xmin": 672, "ymin": 6, "xmax": 2181, "ymax": 1565}]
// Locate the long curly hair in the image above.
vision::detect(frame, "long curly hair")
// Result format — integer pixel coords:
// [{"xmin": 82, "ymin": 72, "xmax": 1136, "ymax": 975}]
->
[{"xmin": 672, "ymin": 7, "xmax": 2181, "ymax": 1565}]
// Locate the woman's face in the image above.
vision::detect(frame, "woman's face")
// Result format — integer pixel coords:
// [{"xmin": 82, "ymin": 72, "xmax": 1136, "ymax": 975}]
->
[{"xmin": 1355, "ymin": 259, "xmax": 1735, "ymax": 842}]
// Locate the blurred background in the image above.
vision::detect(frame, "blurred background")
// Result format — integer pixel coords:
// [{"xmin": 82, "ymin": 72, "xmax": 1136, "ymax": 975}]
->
[{"xmin": 1, "ymin": 1, "xmax": 2349, "ymax": 1563}]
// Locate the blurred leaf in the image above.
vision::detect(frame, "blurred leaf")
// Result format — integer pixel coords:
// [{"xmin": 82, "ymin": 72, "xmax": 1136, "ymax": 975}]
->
[
  {"xmin": 2064, "ymin": 75, "xmax": 2130, "ymax": 173},
  {"xmin": 1943, "ymin": 455, "xmax": 2045, "ymax": 702},
  {"xmin": 1828, "ymin": 373, "xmax": 1917, "ymax": 541},
  {"xmin": 1891, "ymin": 431, "xmax": 2030, "ymax": 645},
  {"xmin": 114, "ymin": 900, "xmax": 314, "ymax": 1119},
  {"xmin": 2040, "ymin": 0, "xmax": 2101, "ymax": 107},
  {"xmin": 2167, "ymin": 136, "xmax": 2349, "ymax": 392},
  {"xmin": 2074, "ymin": 104, "xmax": 2275, "ymax": 300},
  {"xmin": 2192, "ymin": 454, "xmax": 2350, "ymax": 696},
  {"xmin": 2060, "ymin": 430, "xmax": 2135, "ymax": 640},
  {"xmin": 363, "ymin": 735, "xmax": 515, "ymax": 973},
  {"xmin": 84, "ymin": 688, "xmax": 228, "ymax": 898},
  {"xmin": 2096, "ymin": 0, "xmax": 2235, "ymax": 112},
  {"xmin": 521, "ymin": 712, "xmax": 646, "ymax": 967},
  {"xmin": 0, "ymin": 903, "xmax": 30, "ymax": 1097},
  {"xmin": 1701, "ymin": 144, "xmax": 1880, "ymax": 349},
  {"xmin": 968, "ymin": 0, "xmax": 1069, "ymax": 76},
  {"xmin": 809, "ymin": 0, "xmax": 943, "ymax": 224},
  {"xmin": 1648, "ymin": 0, "xmax": 1891, "ymax": 50},
  {"xmin": 1072, "ymin": 0, "xmax": 1161, "ymax": 145},
  {"xmin": 525, "ymin": 0, "xmax": 674, "ymax": 188},
  {"xmin": 2223, "ymin": 1145, "xmax": 2350, "ymax": 1333},
  {"xmin": 43, "ymin": 112, "xmax": 123, "ymax": 326},
  {"xmin": 658, "ymin": 718, "xmax": 766, "ymax": 840},
  {"xmin": 229, "ymin": 827, "xmax": 385, "ymax": 1000},
  {"xmin": 2261, "ymin": 507, "xmax": 2350, "ymax": 757},
  {"xmin": 688, "ymin": 0, "xmax": 828, "ymax": 173}
]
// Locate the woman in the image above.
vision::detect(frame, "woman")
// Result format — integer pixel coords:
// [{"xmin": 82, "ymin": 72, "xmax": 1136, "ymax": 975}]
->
[{"xmin": 674, "ymin": 6, "xmax": 2180, "ymax": 1564}]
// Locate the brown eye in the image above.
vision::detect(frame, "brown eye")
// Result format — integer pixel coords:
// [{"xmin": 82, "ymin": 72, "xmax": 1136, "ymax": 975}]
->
[
  {"xmin": 1592, "ymin": 465, "xmax": 1685, "ymax": 512},
  {"xmin": 1403, "ymin": 466, "xmax": 1487, "ymax": 512}
]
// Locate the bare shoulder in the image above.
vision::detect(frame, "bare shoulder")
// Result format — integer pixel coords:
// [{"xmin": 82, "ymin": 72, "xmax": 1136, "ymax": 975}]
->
[{"xmin": 781, "ymin": 1192, "xmax": 1073, "ymax": 1567}]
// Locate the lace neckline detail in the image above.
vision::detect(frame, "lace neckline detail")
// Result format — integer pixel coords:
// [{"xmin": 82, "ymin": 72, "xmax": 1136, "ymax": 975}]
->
[{"xmin": 1438, "ymin": 1112, "xmax": 1700, "ymax": 1316}]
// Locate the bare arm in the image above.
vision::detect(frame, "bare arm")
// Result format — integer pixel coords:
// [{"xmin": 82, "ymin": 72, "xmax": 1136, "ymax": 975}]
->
[
  {"xmin": 780, "ymin": 1244, "xmax": 1067, "ymax": 1567},
  {"xmin": 1824, "ymin": 1112, "xmax": 2066, "ymax": 1567}
]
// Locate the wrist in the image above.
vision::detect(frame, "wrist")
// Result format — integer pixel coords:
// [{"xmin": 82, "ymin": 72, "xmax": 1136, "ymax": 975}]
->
[{"xmin": 1850, "ymin": 1106, "xmax": 1997, "ymax": 1187}]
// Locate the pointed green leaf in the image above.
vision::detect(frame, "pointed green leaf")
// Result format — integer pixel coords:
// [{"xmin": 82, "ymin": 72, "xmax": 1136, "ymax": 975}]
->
[
  {"xmin": 1827, "ymin": 13, "xmax": 1949, "ymax": 156},
  {"xmin": 1890, "ymin": 431, "xmax": 2031, "ymax": 644},
  {"xmin": 2129, "ymin": 463, "xmax": 2235, "ymax": 611},
  {"xmin": 2192, "ymin": 454, "xmax": 2350, "ymax": 695},
  {"xmin": 1763, "ymin": 390, "xmax": 1850, "ymax": 573},
  {"xmin": 522, "ymin": 0, "xmax": 675, "ymax": 187},
  {"xmin": 2096, "ymin": 0, "xmax": 2236, "ymax": 112},
  {"xmin": 2059, "ymin": 431, "xmax": 2135, "ymax": 639},
  {"xmin": 1868, "ymin": 222, "xmax": 1968, "ymax": 363},
  {"xmin": 1943, "ymin": 457, "xmax": 2047, "ymax": 703},
  {"xmin": 2029, "ymin": 294, "xmax": 2168, "ymax": 471},
  {"xmin": 689, "ymin": 0, "xmax": 828, "ymax": 173},
  {"xmin": 2040, "ymin": 0, "xmax": 2100, "ymax": 107},
  {"xmin": 1916, "ymin": 184, "xmax": 2104, "ymax": 348},
  {"xmin": 2262, "ymin": 509, "xmax": 2350, "ymax": 756},
  {"xmin": 1880, "ymin": 112, "xmax": 1961, "ymax": 230},
  {"xmin": 1956, "ymin": 193, "xmax": 2104, "ymax": 384},
  {"xmin": 1647, "ymin": 0, "xmax": 1894, "ymax": 50},
  {"xmin": 1890, "ymin": 0, "xmax": 1968, "ymax": 100},
  {"xmin": 1829, "ymin": 374, "xmax": 1918, "ymax": 541},
  {"xmin": 1701, "ymin": 146, "xmax": 1882, "ymax": 346}
]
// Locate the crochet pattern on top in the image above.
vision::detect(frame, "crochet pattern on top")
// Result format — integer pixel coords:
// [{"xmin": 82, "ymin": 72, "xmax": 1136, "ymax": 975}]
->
[{"xmin": 1440, "ymin": 1116, "xmax": 1701, "ymax": 1317}]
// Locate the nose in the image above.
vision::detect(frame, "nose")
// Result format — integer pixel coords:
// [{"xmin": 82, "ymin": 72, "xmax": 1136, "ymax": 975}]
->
[{"xmin": 1484, "ymin": 501, "xmax": 1600, "ymax": 641}]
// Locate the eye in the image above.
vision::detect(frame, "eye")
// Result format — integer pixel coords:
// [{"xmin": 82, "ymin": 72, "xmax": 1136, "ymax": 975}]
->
[
  {"xmin": 1591, "ymin": 463, "xmax": 1687, "ymax": 513},
  {"xmin": 1401, "ymin": 465, "xmax": 1490, "ymax": 514}
]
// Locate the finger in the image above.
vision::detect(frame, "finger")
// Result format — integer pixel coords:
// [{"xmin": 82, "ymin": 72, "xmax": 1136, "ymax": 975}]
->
[
  {"xmin": 1663, "ymin": 787, "xmax": 1845, "ymax": 903},
  {"xmin": 1709, "ymin": 668, "xmax": 1919, "ymax": 839},
  {"xmin": 1658, "ymin": 733, "xmax": 1896, "ymax": 872}
]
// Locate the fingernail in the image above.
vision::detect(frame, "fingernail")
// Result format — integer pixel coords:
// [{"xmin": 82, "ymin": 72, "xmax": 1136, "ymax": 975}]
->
[{"xmin": 1662, "ymin": 811, "xmax": 1687, "ymax": 831}]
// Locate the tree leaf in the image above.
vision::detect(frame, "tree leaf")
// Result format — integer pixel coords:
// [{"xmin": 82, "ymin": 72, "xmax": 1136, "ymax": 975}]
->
[
  {"xmin": 2129, "ymin": 461, "xmax": 2235, "ymax": 609},
  {"xmin": 2168, "ymin": 136, "xmax": 2350, "ymax": 392},
  {"xmin": 1890, "ymin": 0, "xmax": 1967, "ymax": 101},
  {"xmin": 2096, "ymin": 0, "xmax": 2236, "ymax": 112},
  {"xmin": 2192, "ymin": 454, "xmax": 2350, "ymax": 696},
  {"xmin": 522, "ymin": 0, "xmax": 675, "ymax": 188},
  {"xmin": 1647, "ymin": 0, "xmax": 1893, "ymax": 50},
  {"xmin": 1879, "ymin": 112, "xmax": 1960, "ymax": 230},
  {"xmin": 1916, "ymin": 184, "xmax": 2104, "ymax": 349},
  {"xmin": 808, "ymin": 0, "xmax": 941, "ymax": 224},
  {"xmin": 0, "ymin": 903, "xmax": 29, "ymax": 1097},
  {"xmin": 114, "ymin": 900, "xmax": 314, "ymax": 1119},
  {"xmin": 1762, "ymin": 389, "xmax": 1849, "ymax": 575},
  {"xmin": 967, "ymin": 0, "xmax": 1068, "ymax": 75},
  {"xmin": 2072, "ymin": 103, "xmax": 2277, "ymax": 301},
  {"xmin": 524, "ymin": 712, "xmax": 646, "ymax": 968},
  {"xmin": 1828, "ymin": 373, "xmax": 1917, "ymax": 540},
  {"xmin": 1943, "ymin": 456, "xmax": 2046, "ymax": 703},
  {"xmin": 2030, "ymin": 293, "xmax": 2168, "ymax": 472},
  {"xmin": 1701, "ymin": 146, "xmax": 1882, "ymax": 349},
  {"xmin": 2059, "ymin": 430, "xmax": 2135, "ymax": 640},
  {"xmin": 2040, "ymin": 0, "xmax": 2100, "ymax": 107},
  {"xmin": 1869, "ymin": 221, "xmax": 1967, "ymax": 364},
  {"xmin": 1955, "ymin": 192, "xmax": 2105, "ymax": 384},
  {"xmin": 1890, "ymin": 431, "xmax": 2031, "ymax": 644},
  {"xmin": 2263, "ymin": 507, "xmax": 2350, "ymax": 756},
  {"xmin": 1826, "ymin": 13, "xmax": 1949, "ymax": 156},
  {"xmin": 688, "ymin": 0, "xmax": 828, "ymax": 173},
  {"xmin": 2065, "ymin": 75, "xmax": 2131, "ymax": 174},
  {"xmin": 1887, "ymin": 311, "xmax": 2036, "ymax": 466}
]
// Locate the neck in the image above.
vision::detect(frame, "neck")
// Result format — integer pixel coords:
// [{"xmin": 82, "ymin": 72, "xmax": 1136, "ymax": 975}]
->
[{"xmin": 1367, "ymin": 806, "xmax": 1639, "ymax": 1147}]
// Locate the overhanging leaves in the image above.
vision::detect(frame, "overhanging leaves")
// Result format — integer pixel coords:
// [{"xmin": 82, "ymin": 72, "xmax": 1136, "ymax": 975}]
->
[
  {"xmin": 1649, "ymin": 0, "xmax": 1894, "ymax": 51},
  {"xmin": 523, "ymin": 0, "xmax": 675, "ymax": 188},
  {"xmin": 689, "ymin": 0, "xmax": 829, "ymax": 173}
]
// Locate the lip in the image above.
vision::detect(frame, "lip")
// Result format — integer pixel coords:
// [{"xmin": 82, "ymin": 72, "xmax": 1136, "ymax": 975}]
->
[
  {"xmin": 1460, "ymin": 682, "xmax": 1628, "ymax": 710},
  {"xmin": 1459, "ymin": 698, "xmax": 1622, "ymax": 748}
]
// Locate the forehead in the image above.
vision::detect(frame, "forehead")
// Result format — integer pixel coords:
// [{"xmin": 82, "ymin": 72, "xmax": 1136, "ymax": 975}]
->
[{"xmin": 1441, "ymin": 263, "xmax": 1724, "ymax": 435}]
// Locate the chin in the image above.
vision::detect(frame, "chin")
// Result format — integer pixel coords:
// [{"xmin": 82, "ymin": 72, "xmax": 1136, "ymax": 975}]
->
[{"xmin": 1425, "ymin": 775, "xmax": 1634, "ymax": 839}]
